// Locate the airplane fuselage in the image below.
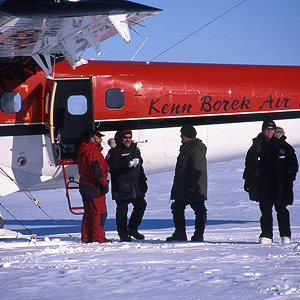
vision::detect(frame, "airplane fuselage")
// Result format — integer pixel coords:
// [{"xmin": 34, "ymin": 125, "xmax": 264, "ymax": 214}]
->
[{"xmin": 1, "ymin": 60, "xmax": 300, "ymax": 197}]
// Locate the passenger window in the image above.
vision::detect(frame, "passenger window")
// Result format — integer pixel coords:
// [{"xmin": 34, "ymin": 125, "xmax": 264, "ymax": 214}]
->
[
  {"xmin": 67, "ymin": 95, "xmax": 88, "ymax": 115},
  {"xmin": 105, "ymin": 89, "xmax": 125, "ymax": 109},
  {"xmin": 0, "ymin": 92, "xmax": 22, "ymax": 113}
]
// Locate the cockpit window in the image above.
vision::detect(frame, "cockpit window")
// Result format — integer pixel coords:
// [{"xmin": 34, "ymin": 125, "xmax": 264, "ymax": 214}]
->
[
  {"xmin": 67, "ymin": 95, "xmax": 88, "ymax": 115},
  {"xmin": 0, "ymin": 92, "xmax": 22, "ymax": 113},
  {"xmin": 105, "ymin": 89, "xmax": 125, "ymax": 109}
]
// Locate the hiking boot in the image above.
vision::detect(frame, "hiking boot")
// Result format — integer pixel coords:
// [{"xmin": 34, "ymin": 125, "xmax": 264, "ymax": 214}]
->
[
  {"xmin": 128, "ymin": 229, "xmax": 145, "ymax": 240},
  {"xmin": 166, "ymin": 231, "xmax": 187, "ymax": 242},
  {"xmin": 191, "ymin": 234, "xmax": 203, "ymax": 242},
  {"xmin": 120, "ymin": 236, "xmax": 132, "ymax": 242}
]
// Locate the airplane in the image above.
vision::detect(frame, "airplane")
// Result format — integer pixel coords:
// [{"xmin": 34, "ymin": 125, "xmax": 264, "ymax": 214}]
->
[
  {"xmin": 1, "ymin": 0, "xmax": 300, "ymax": 218},
  {"xmin": 0, "ymin": 0, "xmax": 162, "ymax": 202}
]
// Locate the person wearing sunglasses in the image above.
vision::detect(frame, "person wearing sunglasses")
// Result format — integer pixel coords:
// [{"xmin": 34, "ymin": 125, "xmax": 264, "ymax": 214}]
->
[
  {"xmin": 106, "ymin": 128, "xmax": 147, "ymax": 242},
  {"xmin": 243, "ymin": 120, "xmax": 298, "ymax": 245}
]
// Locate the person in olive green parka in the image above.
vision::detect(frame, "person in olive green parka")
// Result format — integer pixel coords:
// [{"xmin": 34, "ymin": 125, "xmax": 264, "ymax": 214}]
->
[{"xmin": 166, "ymin": 125, "xmax": 208, "ymax": 242}]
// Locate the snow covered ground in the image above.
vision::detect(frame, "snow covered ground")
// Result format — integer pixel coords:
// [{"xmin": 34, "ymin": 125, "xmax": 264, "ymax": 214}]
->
[{"xmin": 1, "ymin": 149, "xmax": 300, "ymax": 300}]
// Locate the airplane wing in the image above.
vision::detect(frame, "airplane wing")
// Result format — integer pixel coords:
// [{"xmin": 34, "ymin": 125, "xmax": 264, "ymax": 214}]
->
[{"xmin": 0, "ymin": 0, "xmax": 162, "ymax": 77}]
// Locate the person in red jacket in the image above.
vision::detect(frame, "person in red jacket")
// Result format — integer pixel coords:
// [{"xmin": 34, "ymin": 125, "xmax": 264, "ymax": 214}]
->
[{"xmin": 77, "ymin": 130, "xmax": 110, "ymax": 243}]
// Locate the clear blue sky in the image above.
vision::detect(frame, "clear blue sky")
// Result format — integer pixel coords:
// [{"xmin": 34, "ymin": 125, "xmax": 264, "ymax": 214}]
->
[{"xmin": 82, "ymin": 0, "xmax": 300, "ymax": 66}]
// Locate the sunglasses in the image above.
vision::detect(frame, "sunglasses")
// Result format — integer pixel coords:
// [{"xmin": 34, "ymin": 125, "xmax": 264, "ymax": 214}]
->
[
  {"xmin": 265, "ymin": 127, "xmax": 275, "ymax": 131},
  {"xmin": 123, "ymin": 135, "xmax": 132, "ymax": 140}
]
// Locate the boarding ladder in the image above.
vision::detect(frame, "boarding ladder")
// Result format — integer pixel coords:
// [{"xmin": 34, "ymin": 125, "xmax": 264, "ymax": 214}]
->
[{"xmin": 59, "ymin": 160, "xmax": 84, "ymax": 215}]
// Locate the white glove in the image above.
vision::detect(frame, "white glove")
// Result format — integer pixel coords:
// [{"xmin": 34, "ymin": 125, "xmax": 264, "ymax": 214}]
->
[{"xmin": 128, "ymin": 158, "xmax": 139, "ymax": 168}]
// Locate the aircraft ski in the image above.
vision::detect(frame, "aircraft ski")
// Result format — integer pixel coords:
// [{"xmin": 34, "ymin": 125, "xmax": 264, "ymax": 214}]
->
[{"xmin": 0, "ymin": 229, "xmax": 73, "ymax": 249}]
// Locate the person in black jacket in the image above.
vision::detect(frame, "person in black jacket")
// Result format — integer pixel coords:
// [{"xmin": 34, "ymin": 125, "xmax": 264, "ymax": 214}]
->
[
  {"xmin": 106, "ymin": 128, "xmax": 147, "ymax": 242},
  {"xmin": 166, "ymin": 125, "xmax": 208, "ymax": 242},
  {"xmin": 243, "ymin": 120, "xmax": 298, "ymax": 245}
]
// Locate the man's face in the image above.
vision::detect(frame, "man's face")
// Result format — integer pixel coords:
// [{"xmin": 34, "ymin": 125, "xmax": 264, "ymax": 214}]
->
[
  {"xmin": 181, "ymin": 134, "xmax": 190, "ymax": 144},
  {"xmin": 91, "ymin": 135, "xmax": 103, "ymax": 147},
  {"xmin": 263, "ymin": 127, "xmax": 275, "ymax": 141},
  {"xmin": 122, "ymin": 134, "xmax": 132, "ymax": 147}
]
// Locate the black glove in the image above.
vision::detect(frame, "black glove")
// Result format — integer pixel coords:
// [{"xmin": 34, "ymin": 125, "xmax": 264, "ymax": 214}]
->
[{"xmin": 100, "ymin": 184, "xmax": 109, "ymax": 195}]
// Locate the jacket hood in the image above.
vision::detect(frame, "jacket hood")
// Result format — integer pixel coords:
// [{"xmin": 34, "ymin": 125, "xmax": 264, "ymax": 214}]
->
[
  {"xmin": 181, "ymin": 137, "xmax": 207, "ymax": 152},
  {"xmin": 114, "ymin": 131, "xmax": 123, "ymax": 146},
  {"xmin": 274, "ymin": 127, "xmax": 287, "ymax": 143}
]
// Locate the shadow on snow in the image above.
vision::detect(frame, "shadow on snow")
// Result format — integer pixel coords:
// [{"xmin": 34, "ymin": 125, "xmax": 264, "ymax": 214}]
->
[{"xmin": 4, "ymin": 218, "xmax": 258, "ymax": 236}]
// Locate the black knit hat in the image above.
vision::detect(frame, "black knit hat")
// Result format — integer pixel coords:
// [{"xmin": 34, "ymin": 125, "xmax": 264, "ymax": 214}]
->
[
  {"xmin": 262, "ymin": 120, "xmax": 276, "ymax": 131},
  {"xmin": 115, "ymin": 127, "xmax": 132, "ymax": 145},
  {"xmin": 119, "ymin": 128, "xmax": 132, "ymax": 137},
  {"xmin": 180, "ymin": 125, "xmax": 197, "ymax": 138}
]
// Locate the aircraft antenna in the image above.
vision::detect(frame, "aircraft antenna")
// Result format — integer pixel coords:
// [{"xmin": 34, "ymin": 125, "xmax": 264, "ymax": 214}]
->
[
  {"xmin": 131, "ymin": 37, "xmax": 149, "ymax": 61},
  {"xmin": 150, "ymin": 0, "xmax": 247, "ymax": 61}
]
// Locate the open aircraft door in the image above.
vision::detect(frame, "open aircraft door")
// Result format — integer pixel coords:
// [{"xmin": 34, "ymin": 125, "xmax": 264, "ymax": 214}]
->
[
  {"xmin": 50, "ymin": 78, "xmax": 94, "ymax": 162},
  {"xmin": 48, "ymin": 77, "xmax": 94, "ymax": 215}
]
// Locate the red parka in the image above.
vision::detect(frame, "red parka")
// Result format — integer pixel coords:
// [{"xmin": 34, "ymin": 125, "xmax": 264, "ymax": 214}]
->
[
  {"xmin": 77, "ymin": 141, "xmax": 109, "ymax": 201},
  {"xmin": 77, "ymin": 141, "xmax": 109, "ymax": 243}
]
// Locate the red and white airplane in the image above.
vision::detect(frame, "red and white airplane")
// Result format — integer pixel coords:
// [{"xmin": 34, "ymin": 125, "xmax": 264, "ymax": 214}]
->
[{"xmin": 1, "ymin": 0, "xmax": 300, "ymax": 215}]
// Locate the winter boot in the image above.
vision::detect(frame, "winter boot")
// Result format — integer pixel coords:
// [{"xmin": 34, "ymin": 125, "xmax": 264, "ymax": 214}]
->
[
  {"xmin": 128, "ymin": 229, "xmax": 145, "ymax": 240},
  {"xmin": 120, "ymin": 235, "xmax": 132, "ymax": 242},
  {"xmin": 191, "ymin": 227, "xmax": 205, "ymax": 242},
  {"xmin": 166, "ymin": 231, "xmax": 187, "ymax": 241},
  {"xmin": 191, "ymin": 234, "xmax": 203, "ymax": 242},
  {"xmin": 193, "ymin": 208, "xmax": 206, "ymax": 242}
]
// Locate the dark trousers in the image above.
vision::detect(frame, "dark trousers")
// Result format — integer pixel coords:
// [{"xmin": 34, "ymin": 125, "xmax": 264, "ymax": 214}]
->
[
  {"xmin": 116, "ymin": 198, "xmax": 147, "ymax": 238},
  {"xmin": 259, "ymin": 194, "xmax": 291, "ymax": 239},
  {"xmin": 171, "ymin": 200, "xmax": 207, "ymax": 236}
]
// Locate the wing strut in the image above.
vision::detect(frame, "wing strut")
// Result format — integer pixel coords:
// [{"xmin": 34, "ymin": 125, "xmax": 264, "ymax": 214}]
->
[
  {"xmin": 32, "ymin": 13, "xmax": 131, "ymax": 76},
  {"xmin": 57, "ymin": 37, "xmax": 88, "ymax": 70},
  {"xmin": 32, "ymin": 53, "xmax": 52, "ymax": 78}
]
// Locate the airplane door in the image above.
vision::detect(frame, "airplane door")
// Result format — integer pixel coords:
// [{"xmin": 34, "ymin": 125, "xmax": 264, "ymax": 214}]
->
[{"xmin": 52, "ymin": 78, "xmax": 94, "ymax": 161}]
